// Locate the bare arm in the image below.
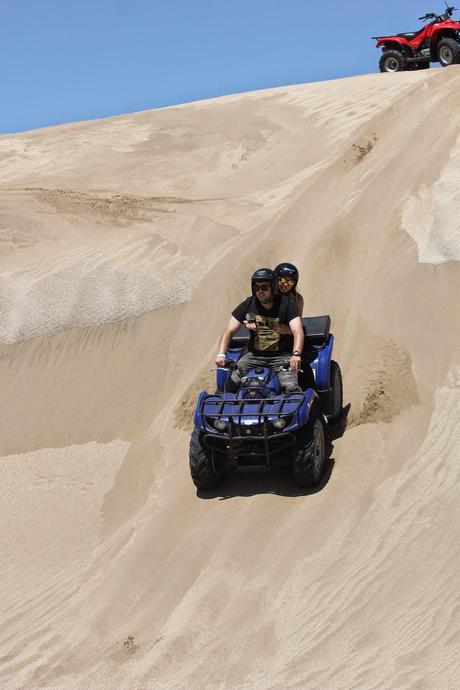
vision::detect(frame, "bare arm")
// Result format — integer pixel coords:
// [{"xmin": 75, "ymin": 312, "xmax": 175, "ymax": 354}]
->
[
  {"xmin": 216, "ymin": 316, "xmax": 243, "ymax": 366},
  {"xmin": 296, "ymin": 293, "xmax": 304, "ymax": 317},
  {"xmin": 274, "ymin": 293, "xmax": 304, "ymax": 334},
  {"xmin": 288, "ymin": 316, "xmax": 304, "ymax": 371}
]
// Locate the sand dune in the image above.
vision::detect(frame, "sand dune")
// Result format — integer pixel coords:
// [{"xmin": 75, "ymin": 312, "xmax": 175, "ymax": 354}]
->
[{"xmin": 1, "ymin": 68, "xmax": 460, "ymax": 689}]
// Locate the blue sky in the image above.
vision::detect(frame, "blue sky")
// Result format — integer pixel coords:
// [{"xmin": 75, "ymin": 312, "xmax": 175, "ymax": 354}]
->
[{"xmin": 0, "ymin": 1, "xmax": 438, "ymax": 133}]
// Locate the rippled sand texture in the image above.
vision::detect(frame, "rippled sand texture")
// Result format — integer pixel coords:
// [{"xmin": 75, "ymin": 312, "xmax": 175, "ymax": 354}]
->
[{"xmin": 1, "ymin": 68, "xmax": 460, "ymax": 689}]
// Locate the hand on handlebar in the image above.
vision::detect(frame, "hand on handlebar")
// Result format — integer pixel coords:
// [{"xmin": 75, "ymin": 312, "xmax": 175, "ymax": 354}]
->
[{"xmin": 214, "ymin": 356, "xmax": 238, "ymax": 371}]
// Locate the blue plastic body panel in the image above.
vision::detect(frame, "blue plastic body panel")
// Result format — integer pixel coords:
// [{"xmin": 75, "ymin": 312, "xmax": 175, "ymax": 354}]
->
[
  {"xmin": 308, "ymin": 334, "xmax": 334, "ymax": 392},
  {"xmin": 216, "ymin": 349, "xmax": 241, "ymax": 392},
  {"xmin": 193, "ymin": 391, "xmax": 208, "ymax": 430}
]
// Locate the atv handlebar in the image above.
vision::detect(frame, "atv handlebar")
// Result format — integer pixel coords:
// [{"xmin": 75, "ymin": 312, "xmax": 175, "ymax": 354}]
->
[
  {"xmin": 419, "ymin": 5, "xmax": 457, "ymax": 21},
  {"xmin": 214, "ymin": 359, "xmax": 238, "ymax": 372},
  {"xmin": 214, "ymin": 360, "xmax": 303, "ymax": 373}
]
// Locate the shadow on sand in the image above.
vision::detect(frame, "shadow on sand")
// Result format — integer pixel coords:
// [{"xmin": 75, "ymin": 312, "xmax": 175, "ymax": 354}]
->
[{"xmin": 197, "ymin": 404, "xmax": 351, "ymax": 500}]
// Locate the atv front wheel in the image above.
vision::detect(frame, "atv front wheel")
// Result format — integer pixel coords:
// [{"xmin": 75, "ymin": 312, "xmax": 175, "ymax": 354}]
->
[
  {"xmin": 438, "ymin": 38, "xmax": 460, "ymax": 66},
  {"xmin": 293, "ymin": 418, "xmax": 325, "ymax": 488},
  {"xmin": 189, "ymin": 429, "xmax": 226, "ymax": 490},
  {"xmin": 379, "ymin": 50, "xmax": 408, "ymax": 73}
]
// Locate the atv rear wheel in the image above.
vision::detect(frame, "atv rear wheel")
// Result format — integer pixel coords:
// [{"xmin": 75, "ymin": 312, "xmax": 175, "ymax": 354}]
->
[
  {"xmin": 438, "ymin": 38, "xmax": 460, "ymax": 66},
  {"xmin": 189, "ymin": 428, "xmax": 226, "ymax": 490},
  {"xmin": 322, "ymin": 361, "xmax": 343, "ymax": 424},
  {"xmin": 293, "ymin": 417, "xmax": 325, "ymax": 488},
  {"xmin": 379, "ymin": 49, "xmax": 408, "ymax": 73}
]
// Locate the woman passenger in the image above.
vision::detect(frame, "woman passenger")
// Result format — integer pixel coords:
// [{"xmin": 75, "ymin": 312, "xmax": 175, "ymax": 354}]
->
[
  {"xmin": 274, "ymin": 263, "xmax": 303, "ymax": 335},
  {"xmin": 275, "ymin": 262, "xmax": 316, "ymax": 389}
]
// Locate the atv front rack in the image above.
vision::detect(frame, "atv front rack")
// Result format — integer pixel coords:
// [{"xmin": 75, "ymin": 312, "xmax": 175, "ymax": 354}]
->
[{"xmin": 200, "ymin": 393, "xmax": 304, "ymax": 425}]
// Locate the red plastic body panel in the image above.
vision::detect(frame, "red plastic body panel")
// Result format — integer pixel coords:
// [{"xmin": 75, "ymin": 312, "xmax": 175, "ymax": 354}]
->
[{"xmin": 376, "ymin": 19, "xmax": 460, "ymax": 50}]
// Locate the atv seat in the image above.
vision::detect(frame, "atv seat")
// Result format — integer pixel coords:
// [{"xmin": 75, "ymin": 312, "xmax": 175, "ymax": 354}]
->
[
  {"xmin": 397, "ymin": 28, "xmax": 425, "ymax": 40},
  {"xmin": 229, "ymin": 326, "xmax": 250, "ymax": 350},
  {"xmin": 302, "ymin": 315, "xmax": 331, "ymax": 345},
  {"xmin": 229, "ymin": 315, "xmax": 332, "ymax": 351}
]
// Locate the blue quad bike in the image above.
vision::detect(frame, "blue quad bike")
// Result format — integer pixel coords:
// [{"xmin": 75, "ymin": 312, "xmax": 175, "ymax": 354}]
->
[{"xmin": 189, "ymin": 316, "xmax": 343, "ymax": 490}]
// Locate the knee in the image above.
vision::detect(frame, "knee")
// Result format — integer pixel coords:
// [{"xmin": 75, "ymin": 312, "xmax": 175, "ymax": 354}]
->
[
  {"xmin": 231, "ymin": 370, "xmax": 241, "ymax": 385},
  {"xmin": 285, "ymin": 383, "xmax": 302, "ymax": 393}
]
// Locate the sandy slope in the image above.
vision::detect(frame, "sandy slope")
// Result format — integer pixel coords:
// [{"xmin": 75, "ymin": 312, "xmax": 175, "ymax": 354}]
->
[{"xmin": 1, "ymin": 68, "xmax": 460, "ymax": 689}]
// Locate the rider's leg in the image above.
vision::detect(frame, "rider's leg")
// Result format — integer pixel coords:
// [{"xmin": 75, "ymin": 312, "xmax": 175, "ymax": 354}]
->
[
  {"xmin": 231, "ymin": 353, "xmax": 301, "ymax": 393},
  {"xmin": 230, "ymin": 352, "xmax": 262, "ymax": 388},
  {"xmin": 275, "ymin": 355, "xmax": 302, "ymax": 393}
]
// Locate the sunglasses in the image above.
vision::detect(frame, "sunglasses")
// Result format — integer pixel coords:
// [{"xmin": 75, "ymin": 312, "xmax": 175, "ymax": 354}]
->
[
  {"xmin": 279, "ymin": 277, "xmax": 295, "ymax": 286},
  {"xmin": 254, "ymin": 283, "xmax": 270, "ymax": 292}
]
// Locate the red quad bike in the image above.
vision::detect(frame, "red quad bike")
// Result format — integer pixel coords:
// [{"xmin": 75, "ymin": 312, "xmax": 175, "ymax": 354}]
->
[{"xmin": 373, "ymin": 3, "xmax": 460, "ymax": 72}]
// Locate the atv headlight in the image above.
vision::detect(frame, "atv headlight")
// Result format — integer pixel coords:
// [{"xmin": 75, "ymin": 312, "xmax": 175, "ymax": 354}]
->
[
  {"xmin": 273, "ymin": 418, "xmax": 287, "ymax": 430},
  {"xmin": 213, "ymin": 419, "xmax": 227, "ymax": 431}
]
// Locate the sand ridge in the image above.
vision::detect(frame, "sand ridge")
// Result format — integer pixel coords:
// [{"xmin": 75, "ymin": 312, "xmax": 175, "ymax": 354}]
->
[{"xmin": 1, "ymin": 69, "xmax": 460, "ymax": 689}]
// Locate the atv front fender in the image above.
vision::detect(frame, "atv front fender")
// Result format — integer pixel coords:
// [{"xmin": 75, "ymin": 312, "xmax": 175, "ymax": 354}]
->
[
  {"xmin": 296, "ymin": 388, "xmax": 318, "ymax": 428},
  {"xmin": 193, "ymin": 391, "xmax": 208, "ymax": 431}
]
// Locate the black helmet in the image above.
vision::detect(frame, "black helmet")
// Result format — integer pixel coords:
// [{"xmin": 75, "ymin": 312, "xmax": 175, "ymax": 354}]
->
[
  {"xmin": 251, "ymin": 268, "xmax": 278, "ymax": 296},
  {"xmin": 274, "ymin": 262, "xmax": 299, "ymax": 286}
]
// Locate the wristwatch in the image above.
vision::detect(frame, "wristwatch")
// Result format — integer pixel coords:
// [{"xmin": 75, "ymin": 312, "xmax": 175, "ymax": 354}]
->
[{"xmin": 292, "ymin": 351, "xmax": 301, "ymax": 356}]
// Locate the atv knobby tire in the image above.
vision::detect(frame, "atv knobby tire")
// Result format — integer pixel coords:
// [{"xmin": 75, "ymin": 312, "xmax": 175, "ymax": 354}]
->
[
  {"xmin": 438, "ymin": 38, "xmax": 460, "ymax": 66},
  {"xmin": 379, "ymin": 50, "xmax": 408, "ymax": 73},
  {"xmin": 189, "ymin": 428, "xmax": 226, "ymax": 490},
  {"xmin": 322, "ymin": 360, "xmax": 343, "ymax": 424},
  {"xmin": 293, "ymin": 417, "xmax": 325, "ymax": 488}
]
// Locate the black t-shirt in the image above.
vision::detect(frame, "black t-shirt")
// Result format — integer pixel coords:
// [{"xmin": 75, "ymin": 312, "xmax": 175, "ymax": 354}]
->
[{"xmin": 232, "ymin": 294, "xmax": 299, "ymax": 356}]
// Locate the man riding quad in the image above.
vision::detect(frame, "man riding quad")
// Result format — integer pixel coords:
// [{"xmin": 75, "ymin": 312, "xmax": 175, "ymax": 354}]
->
[{"xmin": 215, "ymin": 268, "xmax": 304, "ymax": 393}]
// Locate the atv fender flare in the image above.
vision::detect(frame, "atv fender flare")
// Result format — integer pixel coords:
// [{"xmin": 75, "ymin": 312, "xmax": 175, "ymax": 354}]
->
[
  {"xmin": 430, "ymin": 28, "xmax": 460, "ymax": 60},
  {"xmin": 380, "ymin": 40, "xmax": 411, "ymax": 55}
]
